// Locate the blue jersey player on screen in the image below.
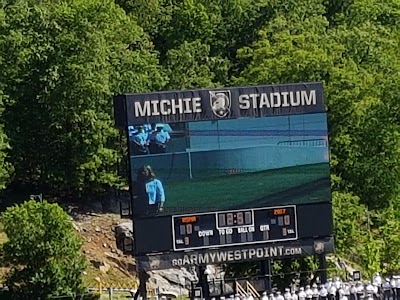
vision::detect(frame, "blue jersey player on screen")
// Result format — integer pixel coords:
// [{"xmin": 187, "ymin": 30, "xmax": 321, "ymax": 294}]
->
[
  {"xmin": 136, "ymin": 165, "xmax": 166, "ymax": 213},
  {"xmin": 149, "ymin": 125, "xmax": 170, "ymax": 154},
  {"xmin": 131, "ymin": 126, "xmax": 149, "ymax": 155}
]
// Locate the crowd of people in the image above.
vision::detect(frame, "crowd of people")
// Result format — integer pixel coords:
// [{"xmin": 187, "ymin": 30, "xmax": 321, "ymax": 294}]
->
[
  {"xmin": 128, "ymin": 123, "xmax": 171, "ymax": 155},
  {"xmin": 216, "ymin": 273, "xmax": 400, "ymax": 300}
]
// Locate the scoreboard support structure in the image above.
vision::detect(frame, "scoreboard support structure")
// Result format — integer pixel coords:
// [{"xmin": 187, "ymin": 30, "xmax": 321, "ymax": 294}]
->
[
  {"xmin": 260, "ymin": 259, "xmax": 272, "ymax": 292},
  {"xmin": 318, "ymin": 254, "xmax": 328, "ymax": 284},
  {"xmin": 135, "ymin": 271, "xmax": 148, "ymax": 300},
  {"xmin": 198, "ymin": 266, "xmax": 211, "ymax": 300}
]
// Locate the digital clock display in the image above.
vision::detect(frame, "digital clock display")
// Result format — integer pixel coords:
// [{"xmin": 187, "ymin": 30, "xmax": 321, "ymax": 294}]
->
[
  {"xmin": 217, "ymin": 211, "xmax": 253, "ymax": 228},
  {"xmin": 172, "ymin": 205, "xmax": 297, "ymax": 251}
]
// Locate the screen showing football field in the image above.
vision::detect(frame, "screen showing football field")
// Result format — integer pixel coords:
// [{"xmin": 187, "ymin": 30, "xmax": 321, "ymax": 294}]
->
[{"xmin": 129, "ymin": 113, "xmax": 330, "ymax": 218}]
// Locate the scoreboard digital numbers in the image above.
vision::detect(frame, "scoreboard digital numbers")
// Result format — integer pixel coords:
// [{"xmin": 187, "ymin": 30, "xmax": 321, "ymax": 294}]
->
[{"xmin": 172, "ymin": 206, "xmax": 297, "ymax": 251}]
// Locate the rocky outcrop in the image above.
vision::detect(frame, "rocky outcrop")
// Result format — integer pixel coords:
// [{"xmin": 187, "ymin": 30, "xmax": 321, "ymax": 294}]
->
[
  {"xmin": 115, "ymin": 221, "xmax": 134, "ymax": 254},
  {"xmin": 112, "ymin": 221, "xmax": 230, "ymax": 297},
  {"xmin": 149, "ymin": 268, "xmax": 194, "ymax": 297}
]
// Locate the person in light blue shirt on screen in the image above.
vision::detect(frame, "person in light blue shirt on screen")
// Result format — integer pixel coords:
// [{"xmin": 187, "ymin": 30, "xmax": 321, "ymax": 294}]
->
[
  {"xmin": 149, "ymin": 125, "xmax": 171, "ymax": 154},
  {"xmin": 143, "ymin": 123, "xmax": 153, "ymax": 134},
  {"xmin": 128, "ymin": 125, "xmax": 137, "ymax": 141},
  {"xmin": 131, "ymin": 126, "xmax": 149, "ymax": 155},
  {"xmin": 136, "ymin": 165, "xmax": 166, "ymax": 213}
]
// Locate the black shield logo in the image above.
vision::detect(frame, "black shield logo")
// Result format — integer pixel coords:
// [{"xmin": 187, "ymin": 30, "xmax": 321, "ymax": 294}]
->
[{"xmin": 209, "ymin": 90, "xmax": 231, "ymax": 118}]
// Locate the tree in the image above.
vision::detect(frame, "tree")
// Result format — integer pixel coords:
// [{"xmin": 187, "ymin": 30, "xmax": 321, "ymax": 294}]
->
[
  {"xmin": 0, "ymin": 89, "xmax": 12, "ymax": 191},
  {"xmin": 233, "ymin": 0, "xmax": 400, "ymax": 274},
  {"xmin": 0, "ymin": 0, "xmax": 166, "ymax": 197},
  {"xmin": 1, "ymin": 200, "xmax": 87, "ymax": 299},
  {"xmin": 0, "ymin": 7, "xmax": 13, "ymax": 190},
  {"xmin": 116, "ymin": 0, "xmax": 276, "ymax": 87}
]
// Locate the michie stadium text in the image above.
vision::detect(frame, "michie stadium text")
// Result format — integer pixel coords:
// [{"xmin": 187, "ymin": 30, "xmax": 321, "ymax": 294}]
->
[
  {"xmin": 134, "ymin": 90, "xmax": 316, "ymax": 117},
  {"xmin": 171, "ymin": 246, "xmax": 303, "ymax": 266}
]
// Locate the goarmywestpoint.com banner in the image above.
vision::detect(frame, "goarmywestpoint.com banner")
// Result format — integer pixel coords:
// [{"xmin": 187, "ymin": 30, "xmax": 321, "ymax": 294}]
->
[{"xmin": 136, "ymin": 237, "xmax": 334, "ymax": 271}]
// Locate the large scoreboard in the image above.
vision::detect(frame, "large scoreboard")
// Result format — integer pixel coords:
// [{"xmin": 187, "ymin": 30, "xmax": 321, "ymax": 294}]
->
[
  {"xmin": 173, "ymin": 206, "xmax": 297, "ymax": 251},
  {"xmin": 114, "ymin": 82, "xmax": 334, "ymax": 271}
]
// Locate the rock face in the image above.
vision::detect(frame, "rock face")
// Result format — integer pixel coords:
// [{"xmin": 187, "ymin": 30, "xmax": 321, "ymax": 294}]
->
[
  {"xmin": 113, "ymin": 223, "xmax": 229, "ymax": 297},
  {"xmin": 147, "ymin": 265, "xmax": 227, "ymax": 297},
  {"xmin": 115, "ymin": 221, "xmax": 134, "ymax": 253},
  {"xmin": 149, "ymin": 267, "xmax": 198, "ymax": 297}
]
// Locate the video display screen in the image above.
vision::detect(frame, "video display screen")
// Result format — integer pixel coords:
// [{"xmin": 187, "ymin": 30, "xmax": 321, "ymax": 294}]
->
[{"xmin": 128, "ymin": 113, "xmax": 330, "ymax": 218}]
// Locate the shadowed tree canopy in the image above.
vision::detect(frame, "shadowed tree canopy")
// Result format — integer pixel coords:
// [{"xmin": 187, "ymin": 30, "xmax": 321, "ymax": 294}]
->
[{"xmin": 0, "ymin": 0, "xmax": 166, "ymax": 197}]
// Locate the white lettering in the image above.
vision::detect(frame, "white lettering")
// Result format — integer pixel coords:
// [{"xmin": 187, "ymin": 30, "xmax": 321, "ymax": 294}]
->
[
  {"xmin": 238, "ymin": 227, "xmax": 248, "ymax": 233},
  {"xmin": 217, "ymin": 251, "xmax": 227, "ymax": 262},
  {"xmin": 259, "ymin": 93, "xmax": 270, "ymax": 108},
  {"xmin": 209, "ymin": 253, "xmax": 216, "ymax": 262},
  {"xmin": 183, "ymin": 98, "xmax": 191, "ymax": 113},
  {"xmin": 234, "ymin": 250, "xmax": 241, "ymax": 260},
  {"xmin": 242, "ymin": 249, "xmax": 248, "ymax": 259},
  {"xmin": 249, "ymin": 249, "xmax": 256, "ymax": 259},
  {"xmin": 257, "ymin": 248, "xmax": 264, "ymax": 258},
  {"xmin": 301, "ymin": 90, "xmax": 316, "ymax": 106},
  {"xmin": 281, "ymin": 92, "xmax": 289, "ymax": 107},
  {"xmin": 160, "ymin": 100, "xmax": 171, "ymax": 115},
  {"xmin": 271, "ymin": 92, "xmax": 281, "ymax": 107},
  {"xmin": 198, "ymin": 230, "xmax": 213, "ymax": 237},
  {"xmin": 171, "ymin": 98, "xmax": 183, "ymax": 114},
  {"xmin": 151, "ymin": 100, "xmax": 160, "ymax": 116},
  {"xmin": 218, "ymin": 229, "xmax": 225, "ymax": 235},
  {"xmin": 134, "ymin": 101, "xmax": 151, "ymax": 117},
  {"xmin": 292, "ymin": 91, "xmax": 301, "ymax": 106},
  {"xmin": 190, "ymin": 254, "xmax": 197, "ymax": 264},
  {"xmin": 169, "ymin": 246, "xmax": 304, "ymax": 267},
  {"xmin": 198, "ymin": 253, "xmax": 209, "ymax": 264},
  {"xmin": 264, "ymin": 247, "xmax": 270, "ymax": 257},
  {"xmin": 192, "ymin": 97, "xmax": 202, "ymax": 113},
  {"xmin": 260, "ymin": 225, "xmax": 270, "ymax": 231},
  {"xmin": 238, "ymin": 89, "xmax": 317, "ymax": 110},
  {"xmin": 182, "ymin": 255, "xmax": 191, "ymax": 265},
  {"xmin": 135, "ymin": 89, "xmax": 317, "ymax": 118},
  {"xmin": 227, "ymin": 251, "xmax": 234, "ymax": 261},
  {"xmin": 239, "ymin": 94, "xmax": 250, "ymax": 109},
  {"xmin": 249, "ymin": 94, "xmax": 258, "ymax": 108}
]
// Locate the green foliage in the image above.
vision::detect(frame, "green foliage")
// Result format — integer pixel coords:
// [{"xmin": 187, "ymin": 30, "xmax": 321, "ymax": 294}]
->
[
  {"xmin": 117, "ymin": 0, "xmax": 276, "ymax": 87},
  {"xmin": 377, "ymin": 200, "xmax": 400, "ymax": 275},
  {"xmin": 224, "ymin": 262, "xmax": 260, "ymax": 278},
  {"xmin": 0, "ymin": 106, "xmax": 12, "ymax": 191},
  {"xmin": 0, "ymin": 0, "xmax": 398, "ymax": 280},
  {"xmin": 272, "ymin": 257, "xmax": 320, "ymax": 289},
  {"xmin": 164, "ymin": 40, "xmax": 215, "ymax": 90},
  {"xmin": 1, "ymin": 200, "xmax": 87, "ymax": 299},
  {"xmin": 0, "ymin": 0, "xmax": 165, "ymax": 197},
  {"xmin": 235, "ymin": 0, "xmax": 400, "ymax": 211},
  {"xmin": 332, "ymin": 191, "xmax": 382, "ymax": 277}
]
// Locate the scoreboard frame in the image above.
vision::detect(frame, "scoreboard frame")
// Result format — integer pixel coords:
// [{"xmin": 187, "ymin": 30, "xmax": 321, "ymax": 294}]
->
[
  {"xmin": 171, "ymin": 205, "xmax": 298, "ymax": 251},
  {"xmin": 114, "ymin": 82, "xmax": 334, "ymax": 271}
]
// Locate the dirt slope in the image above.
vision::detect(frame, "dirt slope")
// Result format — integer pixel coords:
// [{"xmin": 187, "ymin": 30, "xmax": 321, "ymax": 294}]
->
[{"xmin": 71, "ymin": 212, "xmax": 138, "ymax": 288}]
